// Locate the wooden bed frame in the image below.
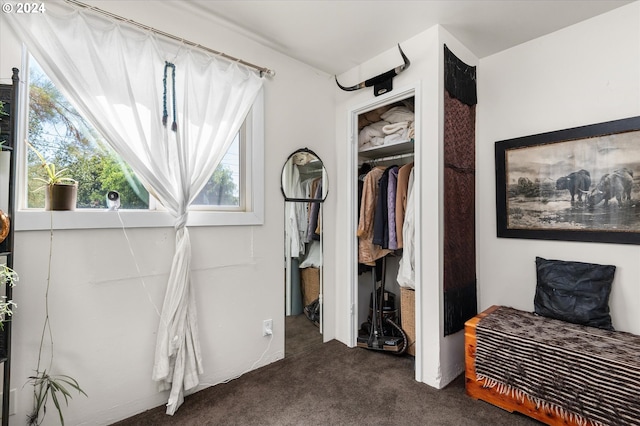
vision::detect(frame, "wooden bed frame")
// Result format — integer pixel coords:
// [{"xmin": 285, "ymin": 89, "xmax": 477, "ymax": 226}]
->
[{"xmin": 464, "ymin": 305, "xmax": 583, "ymax": 426}]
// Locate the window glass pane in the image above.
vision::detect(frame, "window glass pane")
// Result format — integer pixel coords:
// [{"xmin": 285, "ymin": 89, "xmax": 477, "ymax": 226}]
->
[
  {"xmin": 192, "ymin": 133, "xmax": 241, "ymax": 207},
  {"xmin": 27, "ymin": 56, "xmax": 149, "ymax": 209},
  {"xmin": 27, "ymin": 55, "xmax": 245, "ymax": 212}
]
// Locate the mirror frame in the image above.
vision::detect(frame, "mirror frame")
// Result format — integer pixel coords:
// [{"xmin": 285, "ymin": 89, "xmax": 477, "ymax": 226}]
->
[{"xmin": 280, "ymin": 147, "xmax": 328, "ymax": 202}]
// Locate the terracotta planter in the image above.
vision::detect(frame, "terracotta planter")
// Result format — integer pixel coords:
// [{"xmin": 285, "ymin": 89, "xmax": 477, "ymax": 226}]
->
[{"xmin": 45, "ymin": 183, "xmax": 78, "ymax": 211}]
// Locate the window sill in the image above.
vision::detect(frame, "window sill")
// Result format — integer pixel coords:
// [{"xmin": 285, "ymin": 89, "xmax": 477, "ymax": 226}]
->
[{"xmin": 15, "ymin": 209, "xmax": 264, "ymax": 231}]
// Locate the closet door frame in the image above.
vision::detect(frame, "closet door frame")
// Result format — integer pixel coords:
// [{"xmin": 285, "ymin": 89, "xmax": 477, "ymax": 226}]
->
[{"xmin": 346, "ymin": 82, "xmax": 422, "ymax": 380}]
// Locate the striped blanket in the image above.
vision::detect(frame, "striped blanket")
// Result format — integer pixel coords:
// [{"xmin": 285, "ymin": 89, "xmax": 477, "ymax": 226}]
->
[{"xmin": 475, "ymin": 306, "xmax": 640, "ymax": 426}]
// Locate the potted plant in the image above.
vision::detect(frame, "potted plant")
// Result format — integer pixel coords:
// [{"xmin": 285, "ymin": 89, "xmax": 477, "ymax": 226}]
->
[
  {"xmin": 28, "ymin": 142, "xmax": 78, "ymax": 211},
  {"xmin": 27, "ymin": 371, "xmax": 86, "ymax": 426}
]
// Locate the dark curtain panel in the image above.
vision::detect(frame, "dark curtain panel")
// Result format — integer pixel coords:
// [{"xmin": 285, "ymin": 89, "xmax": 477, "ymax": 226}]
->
[
  {"xmin": 444, "ymin": 45, "xmax": 477, "ymax": 106},
  {"xmin": 443, "ymin": 45, "xmax": 477, "ymax": 336}
]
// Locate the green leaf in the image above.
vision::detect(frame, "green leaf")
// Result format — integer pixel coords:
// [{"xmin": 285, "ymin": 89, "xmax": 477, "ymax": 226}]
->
[
  {"xmin": 49, "ymin": 380, "xmax": 71, "ymax": 403},
  {"xmin": 50, "ymin": 387, "xmax": 63, "ymax": 425},
  {"xmin": 28, "ymin": 371, "xmax": 86, "ymax": 425}
]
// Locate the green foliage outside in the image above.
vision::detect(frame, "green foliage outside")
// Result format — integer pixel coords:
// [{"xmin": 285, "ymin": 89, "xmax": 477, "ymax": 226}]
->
[
  {"xmin": 28, "ymin": 65, "xmax": 149, "ymax": 209},
  {"xmin": 28, "ymin": 59, "xmax": 239, "ymax": 209},
  {"xmin": 193, "ymin": 166, "xmax": 239, "ymax": 206}
]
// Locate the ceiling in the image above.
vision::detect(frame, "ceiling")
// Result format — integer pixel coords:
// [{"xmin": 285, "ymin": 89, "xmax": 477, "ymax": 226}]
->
[{"xmin": 180, "ymin": 0, "xmax": 634, "ymax": 76}]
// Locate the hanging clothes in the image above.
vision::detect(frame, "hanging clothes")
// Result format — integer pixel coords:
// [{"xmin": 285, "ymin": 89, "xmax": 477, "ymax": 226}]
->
[
  {"xmin": 395, "ymin": 162, "xmax": 414, "ymax": 249},
  {"xmin": 357, "ymin": 163, "xmax": 372, "ymax": 218},
  {"xmin": 357, "ymin": 164, "xmax": 373, "ymax": 275},
  {"xmin": 397, "ymin": 168, "xmax": 415, "ymax": 288},
  {"xmin": 283, "ymin": 160, "xmax": 306, "ymax": 257},
  {"xmin": 373, "ymin": 166, "xmax": 396, "ymax": 248},
  {"xmin": 387, "ymin": 166, "xmax": 399, "ymax": 250},
  {"xmin": 307, "ymin": 179, "xmax": 322, "ymax": 242},
  {"xmin": 358, "ymin": 166, "xmax": 392, "ymax": 265}
]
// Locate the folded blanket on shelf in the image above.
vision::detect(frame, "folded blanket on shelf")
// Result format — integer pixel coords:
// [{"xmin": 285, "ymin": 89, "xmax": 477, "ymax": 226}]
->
[
  {"xmin": 358, "ymin": 120, "xmax": 389, "ymax": 148},
  {"xmin": 358, "ymin": 105, "xmax": 416, "ymax": 152},
  {"xmin": 381, "ymin": 106, "xmax": 414, "ymax": 124},
  {"xmin": 383, "ymin": 132, "xmax": 407, "ymax": 146},
  {"xmin": 382, "ymin": 121, "xmax": 409, "ymax": 135}
]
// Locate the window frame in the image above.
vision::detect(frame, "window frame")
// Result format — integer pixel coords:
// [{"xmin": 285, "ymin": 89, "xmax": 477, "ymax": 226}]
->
[{"xmin": 15, "ymin": 57, "xmax": 265, "ymax": 231}]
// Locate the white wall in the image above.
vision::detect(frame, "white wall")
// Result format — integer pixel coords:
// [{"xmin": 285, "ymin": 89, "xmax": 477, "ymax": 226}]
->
[
  {"xmin": 0, "ymin": 1, "xmax": 336, "ymax": 424},
  {"xmin": 477, "ymin": 2, "xmax": 640, "ymax": 333}
]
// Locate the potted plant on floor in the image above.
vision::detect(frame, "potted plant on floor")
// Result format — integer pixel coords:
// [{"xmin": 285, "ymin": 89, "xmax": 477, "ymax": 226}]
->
[{"xmin": 28, "ymin": 142, "xmax": 78, "ymax": 211}]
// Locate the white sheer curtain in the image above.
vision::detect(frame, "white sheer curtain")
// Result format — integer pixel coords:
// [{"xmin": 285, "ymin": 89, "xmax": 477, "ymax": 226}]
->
[{"xmin": 6, "ymin": 2, "xmax": 263, "ymax": 415}]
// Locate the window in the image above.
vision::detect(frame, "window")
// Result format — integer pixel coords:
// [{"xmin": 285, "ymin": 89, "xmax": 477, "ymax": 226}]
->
[
  {"xmin": 17, "ymin": 55, "xmax": 264, "ymax": 230},
  {"xmin": 27, "ymin": 57, "xmax": 150, "ymax": 210}
]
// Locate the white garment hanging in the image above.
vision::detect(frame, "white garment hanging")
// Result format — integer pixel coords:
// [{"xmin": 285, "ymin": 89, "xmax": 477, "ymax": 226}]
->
[
  {"xmin": 397, "ymin": 168, "xmax": 415, "ymax": 288},
  {"xmin": 283, "ymin": 160, "xmax": 306, "ymax": 257}
]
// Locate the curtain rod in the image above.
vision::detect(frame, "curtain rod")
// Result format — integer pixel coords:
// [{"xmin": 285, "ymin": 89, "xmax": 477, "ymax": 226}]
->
[{"xmin": 64, "ymin": 0, "xmax": 276, "ymax": 77}]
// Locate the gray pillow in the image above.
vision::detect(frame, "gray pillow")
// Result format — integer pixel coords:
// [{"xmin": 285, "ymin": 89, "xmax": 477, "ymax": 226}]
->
[{"xmin": 534, "ymin": 257, "xmax": 615, "ymax": 330}]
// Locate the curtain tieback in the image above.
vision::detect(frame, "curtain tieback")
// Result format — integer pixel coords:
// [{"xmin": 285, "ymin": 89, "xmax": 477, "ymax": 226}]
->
[{"xmin": 162, "ymin": 61, "xmax": 178, "ymax": 131}]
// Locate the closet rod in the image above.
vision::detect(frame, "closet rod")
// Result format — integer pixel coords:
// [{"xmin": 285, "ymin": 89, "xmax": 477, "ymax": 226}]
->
[
  {"xmin": 362, "ymin": 151, "xmax": 414, "ymax": 165},
  {"xmin": 64, "ymin": 0, "xmax": 276, "ymax": 77}
]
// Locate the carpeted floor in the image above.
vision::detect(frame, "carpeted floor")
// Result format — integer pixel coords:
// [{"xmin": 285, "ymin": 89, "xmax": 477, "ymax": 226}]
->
[
  {"xmin": 285, "ymin": 314, "xmax": 323, "ymax": 357},
  {"xmin": 113, "ymin": 315, "xmax": 540, "ymax": 425}
]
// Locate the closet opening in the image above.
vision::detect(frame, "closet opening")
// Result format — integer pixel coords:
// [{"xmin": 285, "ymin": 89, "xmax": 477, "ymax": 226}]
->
[{"xmin": 348, "ymin": 84, "xmax": 421, "ymax": 374}]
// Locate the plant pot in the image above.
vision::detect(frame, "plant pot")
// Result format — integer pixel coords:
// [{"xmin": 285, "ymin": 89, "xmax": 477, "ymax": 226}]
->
[
  {"xmin": 0, "ymin": 209, "xmax": 9, "ymax": 244},
  {"xmin": 45, "ymin": 183, "xmax": 78, "ymax": 211}
]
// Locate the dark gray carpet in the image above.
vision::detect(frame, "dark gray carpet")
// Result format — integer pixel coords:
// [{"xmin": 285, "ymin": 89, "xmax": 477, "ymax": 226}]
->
[
  {"xmin": 285, "ymin": 314, "xmax": 322, "ymax": 357},
  {"xmin": 113, "ymin": 317, "xmax": 540, "ymax": 425}
]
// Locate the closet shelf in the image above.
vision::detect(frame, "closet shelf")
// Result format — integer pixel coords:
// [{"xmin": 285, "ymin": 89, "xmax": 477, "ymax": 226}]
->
[{"xmin": 358, "ymin": 139, "xmax": 414, "ymax": 159}]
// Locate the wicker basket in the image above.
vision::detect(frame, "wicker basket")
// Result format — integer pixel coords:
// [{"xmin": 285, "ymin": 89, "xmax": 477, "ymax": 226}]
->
[
  {"xmin": 400, "ymin": 287, "xmax": 416, "ymax": 356},
  {"xmin": 300, "ymin": 267, "xmax": 320, "ymax": 307}
]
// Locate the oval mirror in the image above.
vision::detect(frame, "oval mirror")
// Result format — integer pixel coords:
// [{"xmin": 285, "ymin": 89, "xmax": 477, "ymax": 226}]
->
[{"xmin": 281, "ymin": 148, "xmax": 328, "ymax": 202}]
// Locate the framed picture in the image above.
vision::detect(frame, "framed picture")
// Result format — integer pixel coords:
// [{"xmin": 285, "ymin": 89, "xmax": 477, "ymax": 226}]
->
[{"xmin": 496, "ymin": 116, "xmax": 640, "ymax": 244}]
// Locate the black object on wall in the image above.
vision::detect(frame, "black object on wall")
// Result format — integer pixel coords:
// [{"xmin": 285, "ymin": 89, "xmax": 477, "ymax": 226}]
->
[{"xmin": 335, "ymin": 44, "xmax": 411, "ymax": 97}]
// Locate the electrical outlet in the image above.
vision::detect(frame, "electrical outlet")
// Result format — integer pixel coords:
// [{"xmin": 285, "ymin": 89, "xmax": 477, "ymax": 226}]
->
[
  {"xmin": 0, "ymin": 388, "xmax": 17, "ymax": 416},
  {"xmin": 263, "ymin": 319, "xmax": 273, "ymax": 336}
]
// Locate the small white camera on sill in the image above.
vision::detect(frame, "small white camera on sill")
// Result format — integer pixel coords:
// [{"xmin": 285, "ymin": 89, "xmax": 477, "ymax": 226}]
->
[{"xmin": 106, "ymin": 191, "xmax": 120, "ymax": 211}]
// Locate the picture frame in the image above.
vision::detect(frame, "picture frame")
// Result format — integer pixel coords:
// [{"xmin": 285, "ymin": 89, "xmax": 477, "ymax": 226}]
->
[{"xmin": 495, "ymin": 116, "xmax": 640, "ymax": 244}]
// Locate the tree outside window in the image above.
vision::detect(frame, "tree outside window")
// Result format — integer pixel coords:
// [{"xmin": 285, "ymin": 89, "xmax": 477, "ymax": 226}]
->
[{"xmin": 27, "ymin": 56, "xmax": 241, "ymax": 210}]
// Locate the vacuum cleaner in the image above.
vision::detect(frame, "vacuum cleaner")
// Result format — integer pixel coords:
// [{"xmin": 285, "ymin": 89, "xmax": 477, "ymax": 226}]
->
[{"xmin": 357, "ymin": 257, "xmax": 407, "ymax": 355}]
